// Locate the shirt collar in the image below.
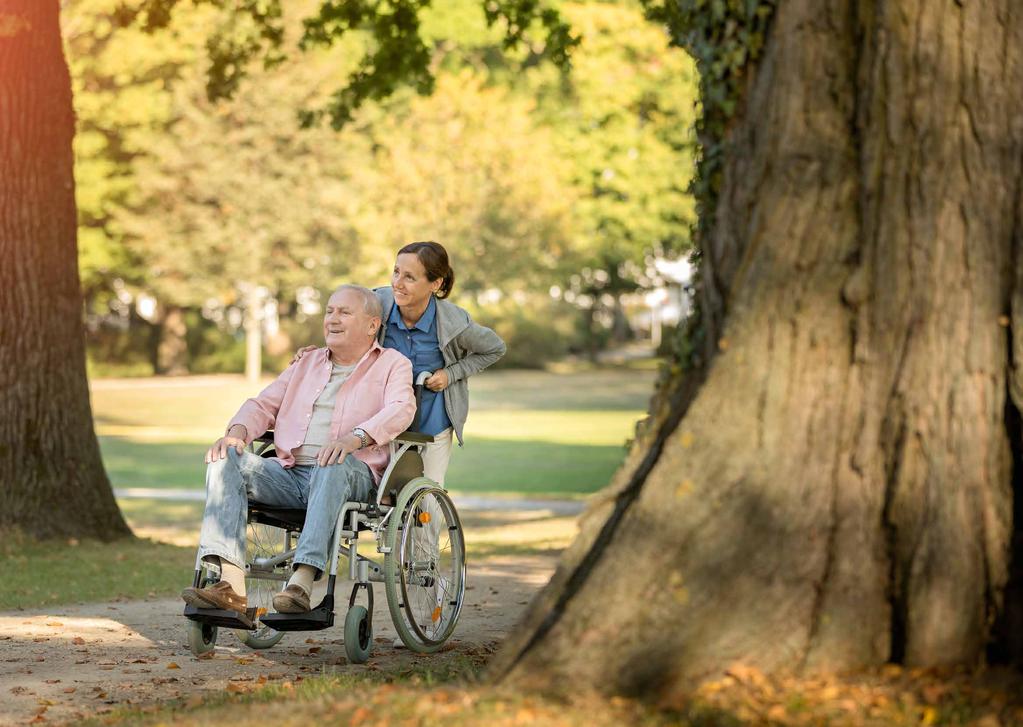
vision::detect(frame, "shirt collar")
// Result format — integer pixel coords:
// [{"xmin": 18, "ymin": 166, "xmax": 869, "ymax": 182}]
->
[{"xmin": 389, "ymin": 295, "xmax": 436, "ymax": 333}]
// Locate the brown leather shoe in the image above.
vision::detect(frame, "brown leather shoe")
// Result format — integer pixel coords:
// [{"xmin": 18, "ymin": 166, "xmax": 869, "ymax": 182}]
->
[
  {"xmin": 181, "ymin": 581, "xmax": 247, "ymax": 615},
  {"xmin": 272, "ymin": 584, "xmax": 311, "ymax": 613}
]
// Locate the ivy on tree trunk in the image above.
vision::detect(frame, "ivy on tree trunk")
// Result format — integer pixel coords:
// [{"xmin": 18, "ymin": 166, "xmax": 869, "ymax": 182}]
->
[{"xmin": 491, "ymin": 0, "xmax": 1023, "ymax": 693}]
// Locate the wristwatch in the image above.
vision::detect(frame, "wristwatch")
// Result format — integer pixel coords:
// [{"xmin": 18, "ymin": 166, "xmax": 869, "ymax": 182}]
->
[{"xmin": 352, "ymin": 427, "xmax": 370, "ymax": 449}]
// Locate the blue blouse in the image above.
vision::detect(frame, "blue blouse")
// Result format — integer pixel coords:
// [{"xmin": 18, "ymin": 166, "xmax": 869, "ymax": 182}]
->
[{"xmin": 382, "ymin": 296, "xmax": 452, "ymax": 436}]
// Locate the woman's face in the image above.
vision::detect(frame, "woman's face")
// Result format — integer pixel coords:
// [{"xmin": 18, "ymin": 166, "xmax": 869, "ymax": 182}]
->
[{"xmin": 392, "ymin": 253, "xmax": 441, "ymax": 309}]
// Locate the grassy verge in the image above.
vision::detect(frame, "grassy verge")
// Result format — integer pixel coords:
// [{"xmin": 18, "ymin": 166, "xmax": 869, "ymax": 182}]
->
[
  {"xmin": 0, "ymin": 531, "xmax": 194, "ymax": 611},
  {"xmin": 81, "ymin": 652, "xmax": 687, "ymax": 727},
  {"xmin": 2, "ymin": 499, "xmax": 577, "ymax": 611},
  {"xmin": 91, "ymin": 368, "xmax": 655, "ymax": 497},
  {"xmin": 78, "ymin": 652, "xmax": 1023, "ymax": 727}
]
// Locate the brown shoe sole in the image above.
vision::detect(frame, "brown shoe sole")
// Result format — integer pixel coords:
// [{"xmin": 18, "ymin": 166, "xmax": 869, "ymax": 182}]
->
[
  {"xmin": 181, "ymin": 586, "xmax": 247, "ymax": 615},
  {"xmin": 272, "ymin": 590, "xmax": 311, "ymax": 614}
]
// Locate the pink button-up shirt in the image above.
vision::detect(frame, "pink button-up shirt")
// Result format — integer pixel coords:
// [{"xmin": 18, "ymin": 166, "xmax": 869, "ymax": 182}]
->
[{"xmin": 228, "ymin": 342, "xmax": 415, "ymax": 483}]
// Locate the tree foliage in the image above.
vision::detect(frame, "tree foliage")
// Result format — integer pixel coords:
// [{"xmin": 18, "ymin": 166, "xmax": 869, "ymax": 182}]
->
[{"xmin": 65, "ymin": 0, "xmax": 697, "ymax": 372}]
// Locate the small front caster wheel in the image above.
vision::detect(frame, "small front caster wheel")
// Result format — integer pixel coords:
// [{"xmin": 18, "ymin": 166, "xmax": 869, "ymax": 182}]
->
[
  {"xmin": 344, "ymin": 605, "xmax": 372, "ymax": 664},
  {"xmin": 186, "ymin": 620, "xmax": 218, "ymax": 657}
]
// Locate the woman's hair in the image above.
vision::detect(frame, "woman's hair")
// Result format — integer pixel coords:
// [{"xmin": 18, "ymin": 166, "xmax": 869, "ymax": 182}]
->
[{"xmin": 397, "ymin": 241, "xmax": 456, "ymax": 299}]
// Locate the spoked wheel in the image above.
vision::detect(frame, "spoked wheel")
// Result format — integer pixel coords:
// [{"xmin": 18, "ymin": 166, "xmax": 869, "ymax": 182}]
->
[
  {"xmin": 384, "ymin": 479, "xmax": 466, "ymax": 653},
  {"xmin": 235, "ymin": 522, "xmax": 290, "ymax": 650}
]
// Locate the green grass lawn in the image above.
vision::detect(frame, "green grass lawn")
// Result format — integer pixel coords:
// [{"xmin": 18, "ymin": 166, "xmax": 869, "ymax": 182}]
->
[
  {"xmin": 92, "ymin": 367, "xmax": 657, "ymax": 497},
  {"xmin": 4, "ymin": 497, "xmax": 579, "ymax": 610},
  {"xmin": 0, "ymin": 532, "xmax": 194, "ymax": 611},
  {"xmin": 0, "ymin": 366, "xmax": 652, "ymax": 611}
]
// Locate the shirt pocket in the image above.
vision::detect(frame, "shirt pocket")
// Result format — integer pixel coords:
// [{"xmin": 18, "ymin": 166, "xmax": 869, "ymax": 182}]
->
[{"xmin": 412, "ymin": 348, "xmax": 445, "ymax": 373}]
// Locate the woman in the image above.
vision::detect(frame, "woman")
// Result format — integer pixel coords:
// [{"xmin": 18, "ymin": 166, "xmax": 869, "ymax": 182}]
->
[{"xmin": 296, "ymin": 241, "xmax": 506, "ymax": 485}]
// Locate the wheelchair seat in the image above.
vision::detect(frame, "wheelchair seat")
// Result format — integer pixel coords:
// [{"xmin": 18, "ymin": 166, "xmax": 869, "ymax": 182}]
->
[{"xmin": 248, "ymin": 505, "xmax": 307, "ymax": 531}]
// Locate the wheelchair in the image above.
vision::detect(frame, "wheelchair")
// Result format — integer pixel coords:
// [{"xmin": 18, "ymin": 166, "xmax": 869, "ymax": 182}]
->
[{"xmin": 183, "ymin": 375, "xmax": 467, "ymax": 664}]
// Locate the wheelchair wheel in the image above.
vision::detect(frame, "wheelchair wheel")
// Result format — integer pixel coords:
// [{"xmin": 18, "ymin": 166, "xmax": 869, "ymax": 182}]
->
[
  {"xmin": 344, "ymin": 605, "xmax": 372, "ymax": 664},
  {"xmin": 185, "ymin": 568, "xmax": 219, "ymax": 656},
  {"xmin": 186, "ymin": 620, "xmax": 218, "ymax": 656},
  {"xmin": 235, "ymin": 521, "xmax": 289, "ymax": 650},
  {"xmin": 383, "ymin": 479, "xmax": 466, "ymax": 653}
]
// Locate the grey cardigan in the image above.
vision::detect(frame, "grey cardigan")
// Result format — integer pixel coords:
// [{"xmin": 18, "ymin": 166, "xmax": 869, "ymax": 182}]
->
[{"xmin": 375, "ymin": 287, "xmax": 506, "ymax": 445}]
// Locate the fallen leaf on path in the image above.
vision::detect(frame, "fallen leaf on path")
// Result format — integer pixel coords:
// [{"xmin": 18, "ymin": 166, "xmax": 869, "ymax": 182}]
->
[
  {"xmin": 166, "ymin": 663, "xmax": 180, "ymax": 670},
  {"xmin": 62, "ymin": 688, "xmax": 76, "ymax": 694}
]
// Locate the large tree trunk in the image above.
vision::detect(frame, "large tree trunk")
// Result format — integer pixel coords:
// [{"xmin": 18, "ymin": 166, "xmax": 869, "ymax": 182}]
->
[
  {"xmin": 492, "ymin": 0, "xmax": 1023, "ymax": 694},
  {"xmin": 0, "ymin": 2, "xmax": 131, "ymax": 540}
]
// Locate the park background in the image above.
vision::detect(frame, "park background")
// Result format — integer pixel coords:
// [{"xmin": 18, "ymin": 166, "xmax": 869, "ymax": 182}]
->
[
  {"xmin": 4, "ymin": 0, "xmax": 1023, "ymax": 725},
  {"xmin": 6, "ymin": 0, "xmax": 697, "ymax": 723},
  {"xmin": 65, "ymin": 0, "xmax": 693, "ymax": 559}
]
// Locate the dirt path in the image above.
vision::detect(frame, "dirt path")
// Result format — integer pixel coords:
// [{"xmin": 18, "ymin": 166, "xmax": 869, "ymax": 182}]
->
[{"xmin": 0, "ymin": 554, "xmax": 555, "ymax": 726}]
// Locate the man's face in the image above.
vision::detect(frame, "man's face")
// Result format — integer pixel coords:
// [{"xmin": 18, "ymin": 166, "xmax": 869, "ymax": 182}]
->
[{"xmin": 323, "ymin": 289, "xmax": 379, "ymax": 352}]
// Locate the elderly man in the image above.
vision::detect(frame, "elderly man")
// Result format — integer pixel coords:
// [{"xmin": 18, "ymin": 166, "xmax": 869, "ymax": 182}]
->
[{"xmin": 181, "ymin": 284, "xmax": 415, "ymax": 615}]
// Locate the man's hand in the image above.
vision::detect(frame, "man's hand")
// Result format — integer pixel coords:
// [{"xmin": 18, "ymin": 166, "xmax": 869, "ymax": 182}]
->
[
  {"xmin": 206, "ymin": 425, "xmax": 248, "ymax": 463},
  {"xmin": 317, "ymin": 433, "xmax": 363, "ymax": 466},
  {"xmin": 425, "ymin": 369, "xmax": 449, "ymax": 392},
  {"xmin": 290, "ymin": 345, "xmax": 317, "ymax": 365}
]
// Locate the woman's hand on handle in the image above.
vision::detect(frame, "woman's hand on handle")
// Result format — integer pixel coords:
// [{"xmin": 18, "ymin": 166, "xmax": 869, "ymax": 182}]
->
[{"xmin": 425, "ymin": 369, "xmax": 449, "ymax": 392}]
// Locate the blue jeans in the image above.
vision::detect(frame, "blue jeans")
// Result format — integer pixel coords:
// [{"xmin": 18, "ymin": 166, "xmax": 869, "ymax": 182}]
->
[{"xmin": 197, "ymin": 448, "xmax": 374, "ymax": 576}]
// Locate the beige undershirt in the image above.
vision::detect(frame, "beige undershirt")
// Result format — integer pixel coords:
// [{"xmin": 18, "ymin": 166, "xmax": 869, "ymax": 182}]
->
[{"xmin": 293, "ymin": 361, "xmax": 357, "ymax": 465}]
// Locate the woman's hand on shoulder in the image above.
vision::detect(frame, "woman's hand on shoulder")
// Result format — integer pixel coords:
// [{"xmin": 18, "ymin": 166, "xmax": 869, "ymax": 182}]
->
[{"xmin": 291, "ymin": 345, "xmax": 317, "ymax": 365}]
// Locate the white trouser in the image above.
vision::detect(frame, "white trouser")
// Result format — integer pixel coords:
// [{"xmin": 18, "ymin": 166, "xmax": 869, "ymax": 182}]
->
[{"xmin": 420, "ymin": 427, "xmax": 453, "ymax": 485}]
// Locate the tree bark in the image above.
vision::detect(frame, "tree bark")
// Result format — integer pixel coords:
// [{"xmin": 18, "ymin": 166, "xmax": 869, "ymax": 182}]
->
[
  {"xmin": 0, "ymin": 2, "xmax": 131, "ymax": 540},
  {"xmin": 492, "ymin": 0, "xmax": 1023, "ymax": 694}
]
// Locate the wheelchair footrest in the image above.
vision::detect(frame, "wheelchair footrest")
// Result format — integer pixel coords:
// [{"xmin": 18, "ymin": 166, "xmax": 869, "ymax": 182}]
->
[
  {"xmin": 259, "ymin": 595, "xmax": 335, "ymax": 631},
  {"xmin": 183, "ymin": 604, "xmax": 259, "ymax": 630}
]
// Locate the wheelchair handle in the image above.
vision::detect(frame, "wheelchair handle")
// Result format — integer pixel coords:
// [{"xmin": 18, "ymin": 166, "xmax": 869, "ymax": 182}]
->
[{"xmin": 408, "ymin": 371, "xmax": 432, "ymax": 434}]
